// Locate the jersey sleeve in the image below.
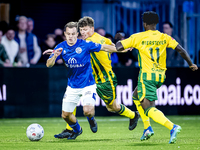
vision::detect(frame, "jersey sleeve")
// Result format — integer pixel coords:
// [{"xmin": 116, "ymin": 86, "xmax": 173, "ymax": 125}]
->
[
  {"xmin": 166, "ymin": 35, "xmax": 179, "ymax": 49},
  {"xmin": 104, "ymin": 37, "xmax": 112, "ymax": 45},
  {"xmin": 87, "ymin": 41, "xmax": 102, "ymax": 53},
  {"xmin": 48, "ymin": 44, "xmax": 62, "ymax": 61},
  {"xmin": 121, "ymin": 34, "xmax": 137, "ymax": 49}
]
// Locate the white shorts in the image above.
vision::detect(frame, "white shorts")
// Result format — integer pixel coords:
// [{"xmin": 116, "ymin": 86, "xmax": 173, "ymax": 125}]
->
[{"xmin": 62, "ymin": 84, "xmax": 97, "ymax": 112}]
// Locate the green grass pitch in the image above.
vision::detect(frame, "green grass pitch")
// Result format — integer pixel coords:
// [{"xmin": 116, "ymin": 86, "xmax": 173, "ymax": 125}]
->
[{"xmin": 0, "ymin": 116, "xmax": 200, "ymax": 150}]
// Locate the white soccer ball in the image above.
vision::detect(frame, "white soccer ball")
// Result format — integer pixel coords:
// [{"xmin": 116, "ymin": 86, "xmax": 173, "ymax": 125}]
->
[{"xmin": 26, "ymin": 123, "xmax": 44, "ymax": 141}]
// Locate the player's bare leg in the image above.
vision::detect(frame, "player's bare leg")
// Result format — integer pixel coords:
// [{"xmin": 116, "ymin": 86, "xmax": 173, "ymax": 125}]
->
[
  {"xmin": 62, "ymin": 111, "xmax": 76, "ymax": 124},
  {"xmin": 83, "ymin": 104, "xmax": 97, "ymax": 133},
  {"xmin": 54, "ymin": 108, "xmax": 76, "ymax": 139},
  {"xmin": 83, "ymin": 105, "xmax": 95, "ymax": 118},
  {"xmin": 61, "ymin": 111, "xmax": 82, "ymax": 140}
]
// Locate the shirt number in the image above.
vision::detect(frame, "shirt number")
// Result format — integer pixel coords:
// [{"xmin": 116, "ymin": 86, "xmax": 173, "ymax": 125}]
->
[{"xmin": 149, "ymin": 47, "xmax": 160, "ymax": 63}]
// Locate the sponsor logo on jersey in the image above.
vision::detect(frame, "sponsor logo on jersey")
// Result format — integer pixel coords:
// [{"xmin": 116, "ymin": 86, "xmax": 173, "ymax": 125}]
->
[
  {"xmin": 68, "ymin": 58, "xmax": 77, "ymax": 64},
  {"xmin": 66, "ymin": 58, "xmax": 84, "ymax": 68},
  {"xmin": 75, "ymin": 47, "xmax": 82, "ymax": 54}
]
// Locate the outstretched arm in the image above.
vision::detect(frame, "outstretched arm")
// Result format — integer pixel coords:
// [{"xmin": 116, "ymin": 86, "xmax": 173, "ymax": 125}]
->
[
  {"xmin": 100, "ymin": 44, "xmax": 117, "ymax": 53},
  {"xmin": 101, "ymin": 43, "xmax": 130, "ymax": 53},
  {"xmin": 46, "ymin": 48, "xmax": 62, "ymax": 68},
  {"xmin": 175, "ymin": 44, "xmax": 198, "ymax": 71},
  {"xmin": 43, "ymin": 49, "xmax": 54, "ymax": 55}
]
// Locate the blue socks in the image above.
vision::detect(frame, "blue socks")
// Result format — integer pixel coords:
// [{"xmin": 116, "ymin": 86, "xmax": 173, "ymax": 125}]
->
[{"xmin": 69, "ymin": 120, "xmax": 81, "ymax": 133}]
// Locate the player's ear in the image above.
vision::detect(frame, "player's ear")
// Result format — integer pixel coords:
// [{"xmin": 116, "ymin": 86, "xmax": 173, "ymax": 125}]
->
[
  {"xmin": 143, "ymin": 22, "xmax": 146, "ymax": 27},
  {"xmin": 64, "ymin": 31, "xmax": 67, "ymax": 37}
]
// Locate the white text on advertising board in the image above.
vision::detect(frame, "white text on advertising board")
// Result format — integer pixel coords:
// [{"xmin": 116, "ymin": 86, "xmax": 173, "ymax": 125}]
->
[
  {"xmin": 0, "ymin": 84, "xmax": 6, "ymax": 101},
  {"xmin": 77, "ymin": 78, "xmax": 200, "ymax": 106}
]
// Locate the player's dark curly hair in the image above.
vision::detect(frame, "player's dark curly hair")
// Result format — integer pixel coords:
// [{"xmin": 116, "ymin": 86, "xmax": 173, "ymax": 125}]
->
[
  {"xmin": 78, "ymin": 16, "xmax": 94, "ymax": 28},
  {"xmin": 142, "ymin": 11, "xmax": 159, "ymax": 25}
]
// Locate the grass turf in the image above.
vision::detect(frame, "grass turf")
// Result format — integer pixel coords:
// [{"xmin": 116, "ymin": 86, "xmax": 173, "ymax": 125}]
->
[{"xmin": 0, "ymin": 116, "xmax": 200, "ymax": 150}]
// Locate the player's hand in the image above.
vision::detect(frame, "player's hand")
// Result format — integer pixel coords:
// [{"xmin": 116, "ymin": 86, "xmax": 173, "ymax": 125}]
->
[
  {"xmin": 120, "ymin": 48, "xmax": 133, "ymax": 53},
  {"xmin": 54, "ymin": 48, "xmax": 63, "ymax": 57},
  {"xmin": 128, "ymin": 47, "xmax": 133, "ymax": 51},
  {"xmin": 43, "ymin": 49, "xmax": 54, "ymax": 55},
  {"xmin": 189, "ymin": 64, "xmax": 198, "ymax": 71}
]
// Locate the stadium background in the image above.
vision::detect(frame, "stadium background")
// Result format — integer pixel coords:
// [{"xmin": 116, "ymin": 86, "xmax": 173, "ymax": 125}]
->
[{"xmin": 0, "ymin": 0, "xmax": 200, "ymax": 118}]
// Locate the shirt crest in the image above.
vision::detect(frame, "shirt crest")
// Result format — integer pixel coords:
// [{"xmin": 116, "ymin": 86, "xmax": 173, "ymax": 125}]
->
[{"xmin": 75, "ymin": 47, "xmax": 82, "ymax": 54}]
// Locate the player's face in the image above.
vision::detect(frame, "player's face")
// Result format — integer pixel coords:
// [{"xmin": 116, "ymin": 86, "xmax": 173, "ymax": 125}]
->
[
  {"xmin": 163, "ymin": 24, "xmax": 172, "ymax": 36},
  {"xmin": 64, "ymin": 27, "xmax": 78, "ymax": 46},
  {"xmin": 79, "ymin": 26, "xmax": 94, "ymax": 40}
]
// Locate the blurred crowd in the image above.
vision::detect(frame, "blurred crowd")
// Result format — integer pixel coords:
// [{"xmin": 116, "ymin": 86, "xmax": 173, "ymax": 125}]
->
[
  {"xmin": 0, "ymin": 15, "xmax": 184, "ymax": 68},
  {"xmin": 0, "ymin": 16, "xmax": 65, "ymax": 67}
]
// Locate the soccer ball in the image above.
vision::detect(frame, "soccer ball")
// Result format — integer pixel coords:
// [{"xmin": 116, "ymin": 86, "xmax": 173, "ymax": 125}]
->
[{"xmin": 26, "ymin": 123, "xmax": 44, "ymax": 141}]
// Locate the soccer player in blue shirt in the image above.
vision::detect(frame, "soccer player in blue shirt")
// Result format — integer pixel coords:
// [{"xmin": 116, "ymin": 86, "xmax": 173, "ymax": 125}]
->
[{"xmin": 46, "ymin": 22, "xmax": 128, "ymax": 139}]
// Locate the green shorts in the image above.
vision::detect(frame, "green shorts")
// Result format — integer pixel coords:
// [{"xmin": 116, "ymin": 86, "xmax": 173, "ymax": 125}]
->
[
  {"xmin": 138, "ymin": 79, "xmax": 163, "ymax": 102},
  {"xmin": 96, "ymin": 78, "xmax": 117, "ymax": 105}
]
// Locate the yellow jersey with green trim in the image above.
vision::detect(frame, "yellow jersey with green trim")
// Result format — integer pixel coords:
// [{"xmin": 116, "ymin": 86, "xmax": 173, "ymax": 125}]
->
[
  {"xmin": 121, "ymin": 30, "xmax": 179, "ymax": 82},
  {"xmin": 86, "ymin": 32, "xmax": 115, "ymax": 84}
]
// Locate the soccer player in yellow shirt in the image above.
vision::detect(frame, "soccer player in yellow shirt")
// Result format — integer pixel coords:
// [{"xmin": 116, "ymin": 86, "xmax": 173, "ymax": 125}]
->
[
  {"xmin": 78, "ymin": 16, "xmax": 139, "ymax": 129},
  {"xmin": 116, "ymin": 11, "xmax": 198, "ymax": 144},
  {"xmin": 53, "ymin": 17, "xmax": 139, "ymax": 139}
]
